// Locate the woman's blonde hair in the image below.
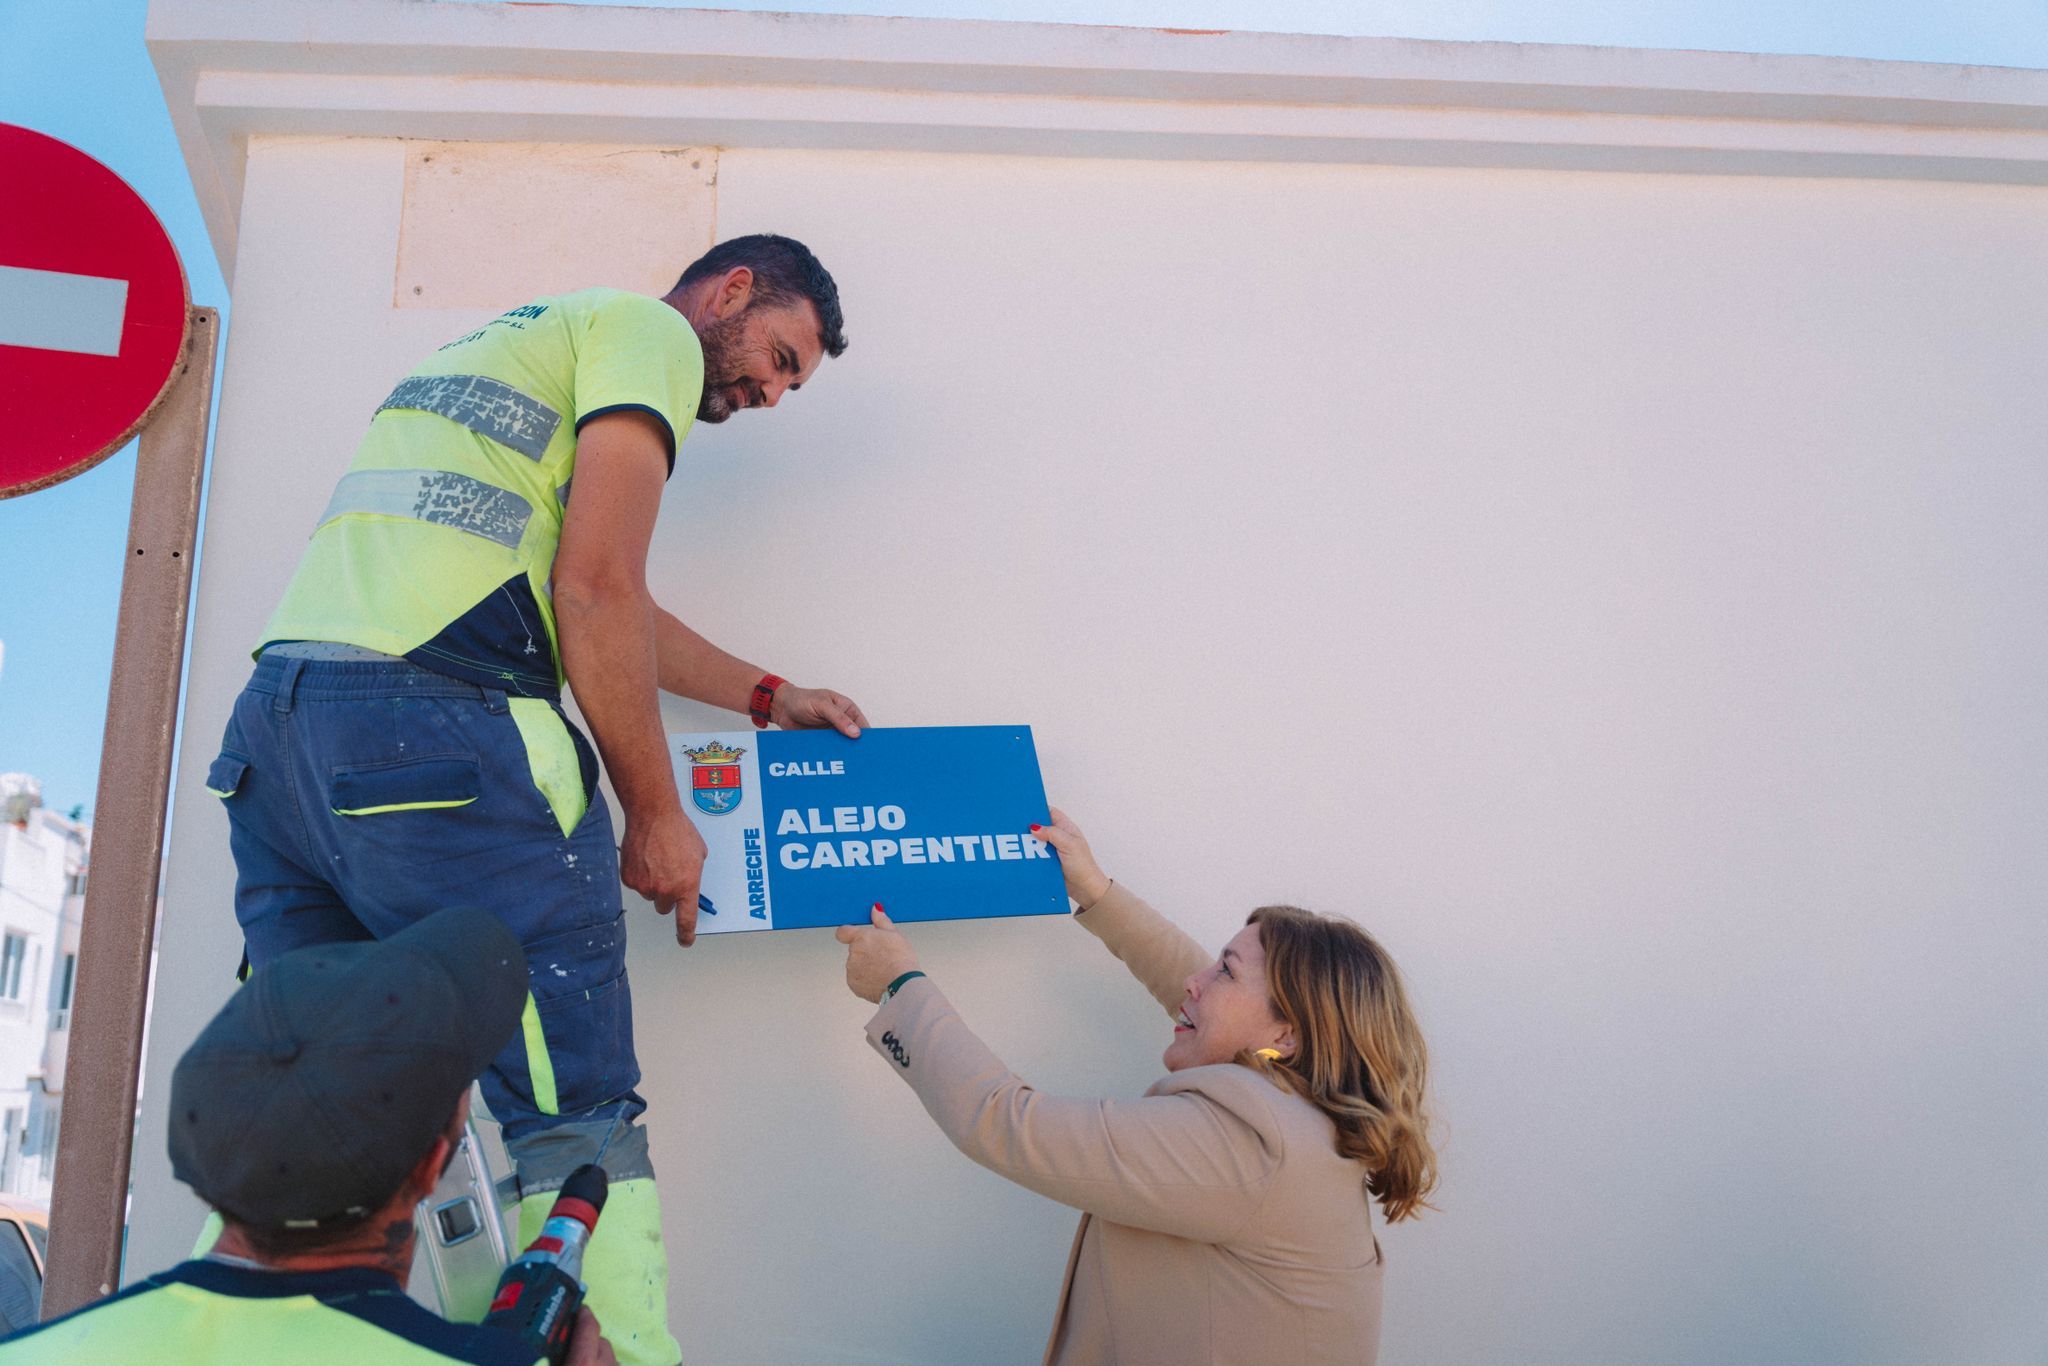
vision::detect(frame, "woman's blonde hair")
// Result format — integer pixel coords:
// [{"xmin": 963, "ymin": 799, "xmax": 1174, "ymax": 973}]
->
[{"xmin": 1241, "ymin": 906, "xmax": 1437, "ymax": 1222}]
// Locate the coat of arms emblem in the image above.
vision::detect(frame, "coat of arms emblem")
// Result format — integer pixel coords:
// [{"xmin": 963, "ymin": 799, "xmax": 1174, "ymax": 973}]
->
[{"xmin": 682, "ymin": 741, "xmax": 746, "ymax": 815}]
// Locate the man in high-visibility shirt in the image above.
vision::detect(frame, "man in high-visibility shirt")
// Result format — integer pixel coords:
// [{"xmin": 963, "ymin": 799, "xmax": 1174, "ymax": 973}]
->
[
  {"xmin": 1, "ymin": 908, "xmax": 613, "ymax": 1365},
  {"xmin": 204, "ymin": 234, "xmax": 865, "ymax": 1364}
]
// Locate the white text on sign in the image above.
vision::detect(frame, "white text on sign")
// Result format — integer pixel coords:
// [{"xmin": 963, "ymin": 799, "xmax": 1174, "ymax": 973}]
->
[
  {"xmin": 768, "ymin": 760, "xmax": 845, "ymax": 777},
  {"xmin": 779, "ymin": 803, "xmax": 1054, "ymax": 870}
]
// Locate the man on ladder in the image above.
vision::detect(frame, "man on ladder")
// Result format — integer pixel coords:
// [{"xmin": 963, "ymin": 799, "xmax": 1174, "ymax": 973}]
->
[{"xmin": 205, "ymin": 234, "xmax": 866, "ymax": 1365}]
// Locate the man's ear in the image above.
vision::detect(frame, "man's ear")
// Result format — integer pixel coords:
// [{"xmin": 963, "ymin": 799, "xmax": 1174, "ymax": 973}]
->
[
  {"xmin": 713, "ymin": 267, "xmax": 756, "ymax": 319},
  {"xmin": 409, "ymin": 1095, "xmax": 471, "ymax": 1197},
  {"xmin": 407, "ymin": 1131, "xmax": 458, "ymax": 1201}
]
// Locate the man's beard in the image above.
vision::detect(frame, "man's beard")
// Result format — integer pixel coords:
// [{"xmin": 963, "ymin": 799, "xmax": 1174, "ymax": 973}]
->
[{"xmin": 695, "ymin": 314, "xmax": 748, "ymax": 424}]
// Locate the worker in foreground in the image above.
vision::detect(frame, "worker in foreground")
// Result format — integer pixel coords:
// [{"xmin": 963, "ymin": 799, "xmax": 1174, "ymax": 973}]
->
[
  {"xmin": 0, "ymin": 909, "xmax": 611, "ymax": 1365},
  {"xmin": 204, "ymin": 234, "xmax": 867, "ymax": 1364}
]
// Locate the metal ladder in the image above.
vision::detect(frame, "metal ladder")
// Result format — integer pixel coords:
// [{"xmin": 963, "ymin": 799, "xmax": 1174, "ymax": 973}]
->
[{"xmin": 409, "ymin": 1091, "xmax": 519, "ymax": 1323}]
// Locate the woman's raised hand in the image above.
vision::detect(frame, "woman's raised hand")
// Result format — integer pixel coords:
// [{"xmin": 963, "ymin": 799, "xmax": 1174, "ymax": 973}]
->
[
  {"xmin": 836, "ymin": 904, "xmax": 921, "ymax": 1003},
  {"xmin": 1029, "ymin": 806, "xmax": 1112, "ymax": 910}
]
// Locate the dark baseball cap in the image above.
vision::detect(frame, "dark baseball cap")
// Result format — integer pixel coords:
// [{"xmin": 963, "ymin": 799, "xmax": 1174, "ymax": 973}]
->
[{"xmin": 169, "ymin": 907, "xmax": 529, "ymax": 1228}]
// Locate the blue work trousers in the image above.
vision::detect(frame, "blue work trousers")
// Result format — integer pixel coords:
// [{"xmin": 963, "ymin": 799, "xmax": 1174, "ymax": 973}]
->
[{"xmin": 206, "ymin": 653, "xmax": 644, "ymax": 1140}]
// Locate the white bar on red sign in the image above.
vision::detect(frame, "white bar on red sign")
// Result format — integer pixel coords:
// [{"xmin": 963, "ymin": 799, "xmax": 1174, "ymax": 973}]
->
[{"xmin": 0, "ymin": 264, "xmax": 130, "ymax": 357}]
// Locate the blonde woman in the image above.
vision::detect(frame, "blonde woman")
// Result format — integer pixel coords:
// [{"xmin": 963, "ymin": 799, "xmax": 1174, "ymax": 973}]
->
[{"xmin": 836, "ymin": 809, "xmax": 1436, "ymax": 1366}]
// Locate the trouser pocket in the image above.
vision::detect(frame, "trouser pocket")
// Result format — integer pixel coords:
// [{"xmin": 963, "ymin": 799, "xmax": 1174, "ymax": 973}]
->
[
  {"xmin": 205, "ymin": 750, "xmax": 250, "ymax": 799},
  {"xmin": 327, "ymin": 753, "xmax": 481, "ymax": 815},
  {"xmin": 507, "ymin": 698, "xmax": 590, "ymax": 837},
  {"xmin": 516, "ymin": 914, "xmax": 637, "ymax": 1119}
]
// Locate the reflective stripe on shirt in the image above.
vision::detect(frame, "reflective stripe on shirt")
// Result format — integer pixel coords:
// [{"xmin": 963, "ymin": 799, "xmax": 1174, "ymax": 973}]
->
[
  {"xmin": 378, "ymin": 373, "xmax": 562, "ymax": 461},
  {"xmin": 318, "ymin": 469, "xmax": 533, "ymax": 550}
]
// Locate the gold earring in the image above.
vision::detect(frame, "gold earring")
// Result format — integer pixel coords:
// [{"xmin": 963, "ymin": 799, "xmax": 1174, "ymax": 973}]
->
[{"xmin": 1253, "ymin": 1048, "xmax": 1282, "ymax": 1061}]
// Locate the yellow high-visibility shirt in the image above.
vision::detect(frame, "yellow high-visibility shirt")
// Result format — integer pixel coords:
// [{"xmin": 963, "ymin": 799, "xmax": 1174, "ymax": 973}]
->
[
  {"xmin": 260, "ymin": 289, "xmax": 703, "ymax": 698},
  {"xmin": 0, "ymin": 1260, "xmax": 544, "ymax": 1365}
]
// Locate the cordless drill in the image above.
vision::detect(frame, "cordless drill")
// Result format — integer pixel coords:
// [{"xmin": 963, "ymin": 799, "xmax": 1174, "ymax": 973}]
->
[{"xmin": 482, "ymin": 1162, "xmax": 608, "ymax": 1364}]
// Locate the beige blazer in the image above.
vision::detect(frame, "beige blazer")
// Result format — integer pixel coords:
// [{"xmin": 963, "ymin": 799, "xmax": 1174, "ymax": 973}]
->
[{"xmin": 865, "ymin": 883, "xmax": 1384, "ymax": 1366}]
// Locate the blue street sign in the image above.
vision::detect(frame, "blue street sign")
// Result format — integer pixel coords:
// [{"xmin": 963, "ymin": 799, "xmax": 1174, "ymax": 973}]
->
[{"xmin": 669, "ymin": 725, "xmax": 1066, "ymax": 932}]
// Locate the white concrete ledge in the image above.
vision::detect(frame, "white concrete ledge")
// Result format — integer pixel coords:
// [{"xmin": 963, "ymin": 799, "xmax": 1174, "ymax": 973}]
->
[{"xmin": 149, "ymin": 0, "xmax": 2048, "ymax": 282}]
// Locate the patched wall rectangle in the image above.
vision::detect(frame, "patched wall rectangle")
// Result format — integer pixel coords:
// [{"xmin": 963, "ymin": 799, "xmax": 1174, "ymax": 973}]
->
[{"xmin": 397, "ymin": 143, "xmax": 718, "ymax": 309}]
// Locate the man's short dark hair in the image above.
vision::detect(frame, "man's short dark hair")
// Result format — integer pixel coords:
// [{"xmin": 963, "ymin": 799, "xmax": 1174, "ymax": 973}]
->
[{"xmin": 674, "ymin": 233, "xmax": 847, "ymax": 358}]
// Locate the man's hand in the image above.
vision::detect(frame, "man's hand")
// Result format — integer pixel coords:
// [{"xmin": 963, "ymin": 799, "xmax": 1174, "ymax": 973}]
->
[
  {"xmin": 1028, "ymin": 806, "xmax": 1112, "ymax": 909},
  {"xmin": 835, "ymin": 904, "xmax": 920, "ymax": 1002},
  {"xmin": 771, "ymin": 685, "xmax": 869, "ymax": 739},
  {"xmin": 620, "ymin": 806, "xmax": 708, "ymax": 946},
  {"xmin": 566, "ymin": 1307, "xmax": 619, "ymax": 1366}
]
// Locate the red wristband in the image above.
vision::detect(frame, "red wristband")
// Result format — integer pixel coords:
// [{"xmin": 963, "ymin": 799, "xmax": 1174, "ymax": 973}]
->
[{"xmin": 750, "ymin": 674, "xmax": 786, "ymax": 729}]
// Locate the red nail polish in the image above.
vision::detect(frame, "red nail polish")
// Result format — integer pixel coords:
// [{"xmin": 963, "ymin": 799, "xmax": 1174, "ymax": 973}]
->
[
  {"xmin": 1029, "ymin": 824, "xmax": 1042, "ymax": 832},
  {"xmin": 873, "ymin": 902, "xmax": 884, "ymax": 912}
]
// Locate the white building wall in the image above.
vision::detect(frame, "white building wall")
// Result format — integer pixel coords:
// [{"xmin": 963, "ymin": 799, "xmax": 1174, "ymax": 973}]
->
[
  {"xmin": 132, "ymin": 10, "xmax": 2048, "ymax": 1363},
  {"xmin": 0, "ymin": 808, "xmax": 87, "ymax": 1205}
]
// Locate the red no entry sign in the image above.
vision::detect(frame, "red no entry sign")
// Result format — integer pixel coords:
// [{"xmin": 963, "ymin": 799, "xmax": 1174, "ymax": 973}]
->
[{"xmin": 0, "ymin": 123, "xmax": 191, "ymax": 498}]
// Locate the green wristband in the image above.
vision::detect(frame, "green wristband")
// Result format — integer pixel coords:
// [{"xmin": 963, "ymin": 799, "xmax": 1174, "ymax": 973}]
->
[{"xmin": 881, "ymin": 970, "xmax": 926, "ymax": 1003}]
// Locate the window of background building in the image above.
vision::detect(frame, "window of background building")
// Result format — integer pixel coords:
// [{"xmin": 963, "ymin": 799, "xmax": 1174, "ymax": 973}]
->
[
  {"xmin": 56, "ymin": 952, "xmax": 75, "ymax": 1011},
  {"xmin": 0, "ymin": 937, "xmax": 24, "ymax": 1001},
  {"xmin": 0, "ymin": 1108, "xmax": 20, "ymax": 1192}
]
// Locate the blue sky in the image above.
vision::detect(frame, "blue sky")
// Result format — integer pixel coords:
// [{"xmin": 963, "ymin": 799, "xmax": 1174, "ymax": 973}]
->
[
  {"xmin": 0, "ymin": 0, "xmax": 229, "ymax": 819},
  {"xmin": 0, "ymin": 0, "xmax": 2042, "ymax": 818}
]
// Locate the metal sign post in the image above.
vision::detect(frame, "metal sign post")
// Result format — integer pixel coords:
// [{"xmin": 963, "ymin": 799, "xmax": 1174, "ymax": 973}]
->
[{"xmin": 38, "ymin": 308, "xmax": 217, "ymax": 1317}]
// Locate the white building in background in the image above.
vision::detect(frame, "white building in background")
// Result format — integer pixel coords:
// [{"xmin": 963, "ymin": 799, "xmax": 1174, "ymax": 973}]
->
[{"xmin": 0, "ymin": 779, "xmax": 87, "ymax": 1208}]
